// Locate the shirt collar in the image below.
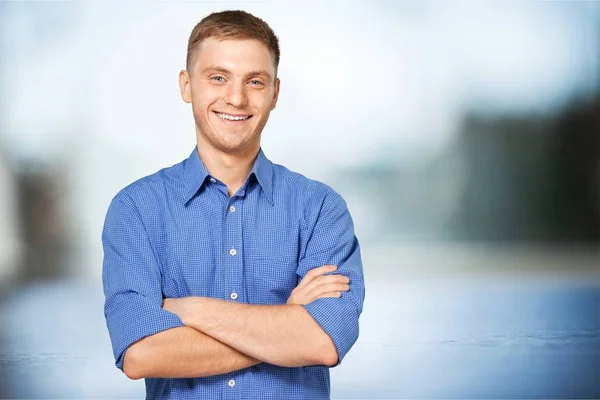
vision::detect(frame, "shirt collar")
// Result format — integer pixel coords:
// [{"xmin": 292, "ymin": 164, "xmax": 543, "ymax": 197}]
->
[
  {"xmin": 182, "ymin": 146, "xmax": 274, "ymax": 205},
  {"xmin": 182, "ymin": 147, "xmax": 210, "ymax": 204},
  {"xmin": 250, "ymin": 148, "xmax": 274, "ymax": 205}
]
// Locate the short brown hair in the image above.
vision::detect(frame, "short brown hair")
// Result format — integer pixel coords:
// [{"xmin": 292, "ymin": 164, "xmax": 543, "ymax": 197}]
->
[{"xmin": 186, "ymin": 10, "xmax": 280, "ymax": 73}]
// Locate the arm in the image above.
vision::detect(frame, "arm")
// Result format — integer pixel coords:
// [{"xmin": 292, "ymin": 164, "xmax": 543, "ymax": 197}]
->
[
  {"xmin": 297, "ymin": 186, "xmax": 365, "ymax": 367},
  {"xmin": 102, "ymin": 194, "xmax": 260, "ymax": 379},
  {"xmin": 124, "ymin": 326, "xmax": 260, "ymax": 379},
  {"xmin": 164, "ymin": 186, "xmax": 365, "ymax": 368},
  {"xmin": 164, "ymin": 297, "xmax": 338, "ymax": 368}
]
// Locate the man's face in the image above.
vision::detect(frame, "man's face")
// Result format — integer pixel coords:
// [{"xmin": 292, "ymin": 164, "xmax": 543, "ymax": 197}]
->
[{"xmin": 179, "ymin": 37, "xmax": 280, "ymax": 155}]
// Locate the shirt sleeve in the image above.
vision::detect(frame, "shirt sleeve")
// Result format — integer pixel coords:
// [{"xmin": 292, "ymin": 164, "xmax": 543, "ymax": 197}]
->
[
  {"xmin": 102, "ymin": 194, "xmax": 184, "ymax": 371},
  {"xmin": 299, "ymin": 186, "xmax": 366, "ymax": 367}
]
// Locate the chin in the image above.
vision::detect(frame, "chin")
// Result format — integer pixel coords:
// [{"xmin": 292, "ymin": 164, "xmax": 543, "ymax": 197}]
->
[{"xmin": 213, "ymin": 139, "xmax": 254, "ymax": 154}]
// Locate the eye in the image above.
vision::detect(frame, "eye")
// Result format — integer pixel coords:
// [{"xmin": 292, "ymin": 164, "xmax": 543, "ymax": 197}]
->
[
  {"xmin": 249, "ymin": 79, "xmax": 263, "ymax": 86},
  {"xmin": 211, "ymin": 76, "xmax": 225, "ymax": 82}
]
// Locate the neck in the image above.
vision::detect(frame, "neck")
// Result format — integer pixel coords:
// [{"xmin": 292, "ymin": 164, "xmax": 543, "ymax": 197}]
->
[{"xmin": 196, "ymin": 138, "xmax": 259, "ymax": 197}]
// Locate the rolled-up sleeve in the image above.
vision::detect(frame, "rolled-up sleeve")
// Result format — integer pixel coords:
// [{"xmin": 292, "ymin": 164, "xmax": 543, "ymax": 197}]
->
[
  {"xmin": 299, "ymin": 187, "xmax": 365, "ymax": 367},
  {"xmin": 102, "ymin": 194, "xmax": 184, "ymax": 371}
]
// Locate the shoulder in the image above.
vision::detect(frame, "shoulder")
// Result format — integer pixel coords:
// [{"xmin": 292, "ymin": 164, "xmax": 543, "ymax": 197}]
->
[
  {"xmin": 271, "ymin": 162, "xmax": 347, "ymax": 215},
  {"xmin": 107, "ymin": 158, "xmax": 186, "ymax": 216}
]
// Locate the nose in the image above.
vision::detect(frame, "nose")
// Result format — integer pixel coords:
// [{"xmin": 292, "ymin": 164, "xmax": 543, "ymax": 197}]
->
[{"xmin": 224, "ymin": 81, "xmax": 248, "ymax": 108}]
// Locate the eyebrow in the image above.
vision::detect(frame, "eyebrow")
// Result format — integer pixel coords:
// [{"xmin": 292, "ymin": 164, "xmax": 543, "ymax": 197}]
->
[{"xmin": 202, "ymin": 65, "xmax": 273, "ymax": 81}]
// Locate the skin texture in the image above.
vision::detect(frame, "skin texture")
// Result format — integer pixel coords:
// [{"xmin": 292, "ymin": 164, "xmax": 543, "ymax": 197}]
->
[
  {"xmin": 123, "ymin": 327, "xmax": 261, "ymax": 380},
  {"xmin": 121, "ymin": 38, "xmax": 352, "ymax": 380}
]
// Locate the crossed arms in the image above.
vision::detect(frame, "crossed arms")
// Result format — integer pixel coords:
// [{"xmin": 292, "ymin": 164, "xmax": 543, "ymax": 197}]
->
[
  {"xmin": 102, "ymin": 189, "xmax": 365, "ymax": 380},
  {"xmin": 123, "ymin": 266, "xmax": 350, "ymax": 379}
]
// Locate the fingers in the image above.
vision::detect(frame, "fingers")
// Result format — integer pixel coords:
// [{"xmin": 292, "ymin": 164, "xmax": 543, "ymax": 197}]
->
[
  {"xmin": 313, "ymin": 274, "xmax": 350, "ymax": 285},
  {"xmin": 318, "ymin": 291, "xmax": 343, "ymax": 299},
  {"xmin": 289, "ymin": 265, "xmax": 351, "ymax": 305},
  {"xmin": 308, "ymin": 282, "xmax": 350, "ymax": 299},
  {"xmin": 298, "ymin": 265, "xmax": 338, "ymax": 287}
]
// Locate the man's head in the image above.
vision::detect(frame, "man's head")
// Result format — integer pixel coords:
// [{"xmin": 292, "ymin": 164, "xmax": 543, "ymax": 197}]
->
[
  {"xmin": 179, "ymin": 10, "xmax": 281, "ymax": 156},
  {"xmin": 186, "ymin": 10, "xmax": 280, "ymax": 74}
]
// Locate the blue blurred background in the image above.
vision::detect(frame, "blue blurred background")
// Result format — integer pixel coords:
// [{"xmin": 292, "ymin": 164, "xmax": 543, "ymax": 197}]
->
[{"xmin": 0, "ymin": 1, "xmax": 599, "ymax": 398}]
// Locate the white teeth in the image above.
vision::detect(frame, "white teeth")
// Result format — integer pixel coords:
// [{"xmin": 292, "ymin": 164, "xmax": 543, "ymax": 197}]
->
[{"xmin": 216, "ymin": 112, "xmax": 250, "ymax": 121}]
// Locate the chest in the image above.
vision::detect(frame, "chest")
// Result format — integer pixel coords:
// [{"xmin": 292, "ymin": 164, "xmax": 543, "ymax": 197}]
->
[{"xmin": 155, "ymin": 195, "xmax": 302, "ymax": 304}]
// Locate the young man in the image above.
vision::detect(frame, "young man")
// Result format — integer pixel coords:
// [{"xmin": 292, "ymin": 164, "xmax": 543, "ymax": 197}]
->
[{"xmin": 102, "ymin": 10, "xmax": 365, "ymax": 399}]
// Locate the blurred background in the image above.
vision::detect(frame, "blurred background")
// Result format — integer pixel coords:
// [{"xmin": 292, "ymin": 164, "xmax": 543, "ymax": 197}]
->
[{"xmin": 1, "ymin": 1, "xmax": 599, "ymax": 398}]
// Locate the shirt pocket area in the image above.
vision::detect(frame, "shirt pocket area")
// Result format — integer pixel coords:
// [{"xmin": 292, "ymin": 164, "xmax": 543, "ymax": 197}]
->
[{"xmin": 248, "ymin": 257, "xmax": 299, "ymax": 305}]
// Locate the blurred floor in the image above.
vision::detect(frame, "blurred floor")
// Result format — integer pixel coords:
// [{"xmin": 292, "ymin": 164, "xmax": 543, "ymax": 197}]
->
[{"xmin": 0, "ymin": 245, "xmax": 599, "ymax": 399}]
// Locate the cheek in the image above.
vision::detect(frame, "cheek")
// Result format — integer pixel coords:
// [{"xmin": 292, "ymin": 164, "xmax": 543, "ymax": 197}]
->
[
  {"xmin": 191, "ymin": 98, "xmax": 215, "ymax": 120},
  {"xmin": 191, "ymin": 84, "xmax": 219, "ymax": 106},
  {"xmin": 191, "ymin": 101, "xmax": 208, "ymax": 119},
  {"xmin": 252, "ymin": 93, "xmax": 275, "ymax": 112}
]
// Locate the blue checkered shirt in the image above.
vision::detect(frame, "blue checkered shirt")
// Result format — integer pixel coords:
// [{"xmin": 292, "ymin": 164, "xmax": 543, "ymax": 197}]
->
[{"xmin": 102, "ymin": 147, "xmax": 365, "ymax": 399}]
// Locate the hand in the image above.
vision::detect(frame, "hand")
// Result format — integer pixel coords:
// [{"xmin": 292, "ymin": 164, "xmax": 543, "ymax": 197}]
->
[
  {"xmin": 287, "ymin": 265, "xmax": 350, "ymax": 305},
  {"xmin": 163, "ymin": 297, "xmax": 200, "ymax": 324}
]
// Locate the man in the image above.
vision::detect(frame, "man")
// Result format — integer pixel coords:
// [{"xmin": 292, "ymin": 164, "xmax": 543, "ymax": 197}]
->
[{"xmin": 102, "ymin": 10, "xmax": 365, "ymax": 399}]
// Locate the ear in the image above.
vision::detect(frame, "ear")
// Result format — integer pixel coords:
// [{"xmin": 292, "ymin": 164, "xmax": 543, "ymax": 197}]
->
[
  {"xmin": 179, "ymin": 70, "xmax": 192, "ymax": 104},
  {"xmin": 270, "ymin": 78, "xmax": 280, "ymax": 110}
]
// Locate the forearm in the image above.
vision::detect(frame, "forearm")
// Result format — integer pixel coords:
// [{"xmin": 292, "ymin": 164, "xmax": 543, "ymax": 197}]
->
[
  {"xmin": 176, "ymin": 298, "xmax": 337, "ymax": 368},
  {"xmin": 123, "ymin": 326, "xmax": 261, "ymax": 380}
]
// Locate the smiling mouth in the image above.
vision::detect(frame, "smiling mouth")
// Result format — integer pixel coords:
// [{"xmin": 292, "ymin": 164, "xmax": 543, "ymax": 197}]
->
[{"xmin": 214, "ymin": 112, "xmax": 253, "ymax": 121}]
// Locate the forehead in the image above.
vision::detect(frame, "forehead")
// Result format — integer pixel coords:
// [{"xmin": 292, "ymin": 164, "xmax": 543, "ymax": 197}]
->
[{"xmin": 194, "ymin": 37, "xmax": 276, "ymax": 74}]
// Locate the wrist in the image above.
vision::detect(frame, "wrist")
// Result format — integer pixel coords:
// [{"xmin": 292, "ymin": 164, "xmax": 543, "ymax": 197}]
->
[{"xmin": 178, "ymin": 296, "xmax": 205, "ymax": 328}]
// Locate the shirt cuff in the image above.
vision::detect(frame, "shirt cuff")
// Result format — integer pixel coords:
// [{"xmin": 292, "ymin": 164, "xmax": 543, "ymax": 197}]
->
[
  {"xmin": 302, "ymin": 297, "xmax": 359, "ymax": 367},
  {"xmin": 105, "ymin": 291, "xmax": 185, "ymax": 370}
]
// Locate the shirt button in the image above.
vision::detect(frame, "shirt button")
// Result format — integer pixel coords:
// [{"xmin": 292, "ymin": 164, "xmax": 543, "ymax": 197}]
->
[
  {"xmin": 228, "ymin": 379, "xmax": 235, "ymax": 387},
  {"xmin": 209, "ymin": 177, "xmax": 216, "ymax": 183},
  {"xmin": 229, "ymin": 205, "xmax": 236, "ymax": 213},
  {"xmin": 230, "ymin": 292, "xmax": 238, "ymax": 300},
  {"xmin": 229, "ymin": 248, "xmax": 237, "ymax": 256}
]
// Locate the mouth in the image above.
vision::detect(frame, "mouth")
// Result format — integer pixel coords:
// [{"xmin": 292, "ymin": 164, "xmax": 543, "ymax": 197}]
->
[{"xmin": 214, "ymin": 111, "xmax": 253, "ymax": 124}]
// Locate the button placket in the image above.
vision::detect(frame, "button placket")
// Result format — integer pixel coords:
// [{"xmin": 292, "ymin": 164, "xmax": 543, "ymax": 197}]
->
[{"xmin": 225, "ymin": 198, "xmax": 243, "ymax": 304}]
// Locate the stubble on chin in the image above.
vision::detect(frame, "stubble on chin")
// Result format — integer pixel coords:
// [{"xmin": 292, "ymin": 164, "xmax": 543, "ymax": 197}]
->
[{"xmin": 199, "ymin": 129, "xmax": 259, "ymax": 155}]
